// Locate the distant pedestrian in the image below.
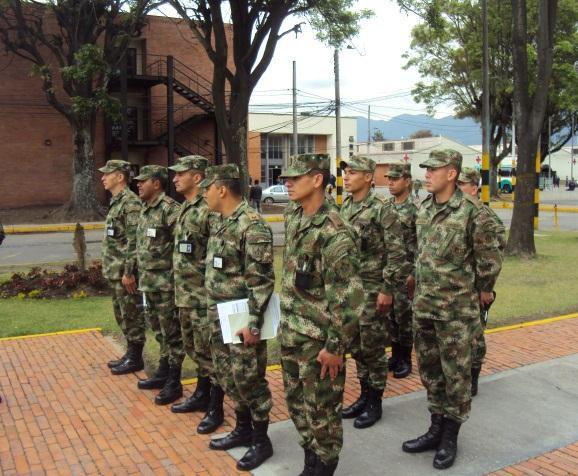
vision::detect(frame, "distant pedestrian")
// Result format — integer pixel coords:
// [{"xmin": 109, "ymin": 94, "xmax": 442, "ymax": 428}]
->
[
  {"xmin": 0, "ymin": 221, "xmax": 4, "ymax": 246},
  {"xmin": 413, "ymin": 179, "xmax": 422, "ymax": 198},
  {"xmin": 249, "ymin": 179, "xmax": 263, "ymax": 213}
]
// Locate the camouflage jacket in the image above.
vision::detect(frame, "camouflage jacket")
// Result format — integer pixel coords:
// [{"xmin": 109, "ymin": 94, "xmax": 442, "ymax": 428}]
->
[
  {"xmin": 136, "ymin": 192, "xmax": 179, "ymax": 292},
  {"xmin": 173, "ymin": 194, "xmax": 213, "ymax": 308},
  {"xmin": 280, "ymin": 200, "xmax": 364, "ymax": 355},
  {"xmin": 102, "ymin": 187, "xmax": 141, "ymax": 281},
  {"xmin": 390, "ymin": 194, "xmax": 418, "ymax": 278},
  {"xmin": 205, "ymin": 200, "xmax": 275, "ymax": 329},
  {"xmin": 413, "ymin": 188, "xmax": 504, "ymax": 321},
  {"xmin": 341, "ymin": 190, "xmax": 406, "ymax": 294}
]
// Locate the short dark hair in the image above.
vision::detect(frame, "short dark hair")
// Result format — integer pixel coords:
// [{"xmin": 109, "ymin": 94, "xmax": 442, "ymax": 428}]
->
[
  {"xmin": 119, "ymin": 170, "xmax": 130, "ymax": 184},
  {"xmin": 254, "ymin": 179, "xmax": 259, "ymax": 185},
  {"xmin": 216, "ymin": 178, "xmax": 242, "ymax": 197},
  {"xmin": 308, "ymin": 169, "xmax": 330, "ymax": 188},
  {"xmin": 448, "ymin": 163, "xmax": 461, "ymax": 181},
  {"xmin": 151, "ymin": 173, "xmax": 168, "ymax": 191}
]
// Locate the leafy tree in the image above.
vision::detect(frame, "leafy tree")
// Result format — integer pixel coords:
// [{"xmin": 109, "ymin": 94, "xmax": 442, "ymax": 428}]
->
[
  {"xmin": 0, "ymin": 0, "xmax": 152, "ymax": 219},
  {"xmin": 168, "ymin": 0, "xmax": 371, "ymax": 192},
  {"xmin": 372, "ymin": 128, "xmax": 385, "ymax": 142},
  {"xmin": 409, "ymin": 129, "xmax": 433, "ymax": 139}
]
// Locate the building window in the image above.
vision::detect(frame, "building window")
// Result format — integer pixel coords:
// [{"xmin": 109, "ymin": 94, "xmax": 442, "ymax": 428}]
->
[
  {"xmin": 261, "ymin": 134, "xmax": 284, "ymax": 186},
  {"xmin": 402, "ymin": 141, "xmax": 415, "ymax": 151},
  {"xmin": 290, "ymin": 135, "xmax": 315, "ymax": 155},
  {"xmin": 382, "ymin": 142, "xmax": 394, "ymax": 151}
]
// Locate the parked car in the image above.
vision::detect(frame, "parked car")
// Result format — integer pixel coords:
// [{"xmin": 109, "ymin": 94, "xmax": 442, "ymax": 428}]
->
[{"xmin": 261, "ymin": 185, "xmax": 289, "ymax": 203}]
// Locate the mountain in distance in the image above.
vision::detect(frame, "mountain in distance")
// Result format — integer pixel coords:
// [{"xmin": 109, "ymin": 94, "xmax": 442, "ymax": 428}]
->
[{"xmin": 356, "ymin": 114, "xmax": 482, "ymax": 146}]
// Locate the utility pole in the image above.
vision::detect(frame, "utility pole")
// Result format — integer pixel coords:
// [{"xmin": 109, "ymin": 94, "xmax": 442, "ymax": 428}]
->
[
  {"xmin": 292, "ymin": 60, "xmax": 298, "ymax": 164},
  {"xmin": 572, "ymin": 114, "xmax": 575, "ymax": 181},
  {"xmin": 334, "ymin": 49, "xmax": 343, "ymax": 205},
  {"xmin": 367, "ymin": 105, "xmax": 371, "ymax": 154},
  {"xmin": 511, "ymin": 113, "xmax": 517, "ymax": 197},
  {"xmin": 481, "ymin": 0, "xmax": 490, "ymax": 205},
  {"xmin": 548, "ymin": 116, "xmax": 552, "ymax": 188}
]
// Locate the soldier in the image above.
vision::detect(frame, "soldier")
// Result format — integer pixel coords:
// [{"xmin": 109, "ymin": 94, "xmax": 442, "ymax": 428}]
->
[
  {"xmin": 133, "ymin": 165, "xmax": 184, "ymax": 405},
  {"xmin": 457, "ymin": 167, "xmax": 506, "ymax": 396},
  {"xmin": 168, "ymin": 156, "xmax": 225, "ymax": 434},
  {"xmin": 99, "ymin": 160, "xmax": 146, "ymax": 375},
  {"xmin": 385, "ymin": 163, "xmax": 418, "ymax": 379},
  {"xmin": 201, "ymin": 165, "xmax": 275, "ymax": 471},
  {"xmin": 0, "ymin": 221, "xmax": 5, "ymax": 246},
  {"xmin": 340, "ymin": 156, "xmax": 406, "ymax": 429},
  {"xmin": 402, "ymin": 150, "xmax": 503, "ymax": 469},
  {"xmin": 279, "ymin": 154, "xmax": 364, "ymax": 476}
]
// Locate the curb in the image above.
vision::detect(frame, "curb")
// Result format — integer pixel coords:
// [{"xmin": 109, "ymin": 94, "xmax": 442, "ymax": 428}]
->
[{"xmin": 490, "ymin": 202, "xmax": 578, "ymax": 213}]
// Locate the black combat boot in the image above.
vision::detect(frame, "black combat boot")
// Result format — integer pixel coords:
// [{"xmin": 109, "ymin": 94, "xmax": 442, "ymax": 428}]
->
[
  {"xmin": 388, "ymin": 342, "xmax": 400, "ymax": 372},
  {"xmin": 107, "ymin": 349, "xmax": 129, "ymax": 369},
  {"xmin": 171, "ymin": 376, "xmax": 211, "ymax": 413},
  {"xmin": 236, "ymin": 419, "xmax": 274, "ymax": 470},
  {"xmin": 209, "ymin": 409, "xmax": 252, "ymax": 450},
  {"xmin": 471, "ymin": 367, "xmax": 481, "ymax": 397},
  {"xmin": 155, "ymin": 364, "xmax": 183, "ymax": 405},
  {"xmin": 394, "ymin": 345, "xmax": 412, "ymax": 379},
  {"xmin": 298, "ymin": 448, "xmax": 318, "ymax": 476},
  {"xmin": 110, "ymin": 342, "xmax": 144, "ymax": 375},
  {"xmin": 433, "ymin": 418, "xmax": 461, "ymax": 469},
  {"xmin": 342, "ymin": 379, "xmax": 368, "ymax": 419},
  {"xmin": 197, "ymin": 385, "xmax": 225, "ymax": 434},
  {"xmin": 402, "ymin": 413, "xmax": 444, "ymax": 453},
  {"xmin": 354, "ymin": 386, "xmax": 383, "ymax": 429},
  {"xmin": 137, "ymin": 357, "xmax": 169, "ymax": 390},
  {"xmin": 313, "ymin": 457, "xmax": 339, "ymax": 476}
]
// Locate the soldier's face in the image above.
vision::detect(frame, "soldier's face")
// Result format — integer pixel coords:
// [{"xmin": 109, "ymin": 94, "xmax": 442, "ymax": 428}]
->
[
  {"xmin": 388, "ymin": 176, "xmax": 411, "ymax": 196},
  {"xmin": 173, "ymin": 170, "xmax": 198, "ymax": 194},
  {"xmin": 137, "ymin": 179, "xmax": 155, "ymax": 201},
  {"xmin": 425, "ymin": 166, "xmax": 455, "ymax": 193},
  {"xmin": 204, "ymin": 182, "xmax": 221, "ymax": 212},
  {"xmin": 458, "ymin": 181, "xmax": 479, "ymax": 198},
  {"xmin": 101, "ymin": 172, "xmax": 120, "ymax": 191},
  {"xmin": 343, "ymin": 167, "xmax": 372, "ymax": 193},
  {"xmin": 285, "ymin": 173, "xmax": 319, "ymax": 202}
]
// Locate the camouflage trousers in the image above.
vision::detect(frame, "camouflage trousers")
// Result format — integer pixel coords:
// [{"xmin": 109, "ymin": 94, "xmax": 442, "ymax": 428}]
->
[
  {"xmin": 110, "ymin": 280, "xmax": 145, "ymax": 345},
  {"xmin": 388, "ymin": 283, "xmax": 414, "ymax": 348},
  {"xmin": 414, "ymin": 317, "xmax": 482, "ymax": 423},
  {"xmin": 281, "ymin": 331, "xmax": 345, "ymax": 465},
  {"xmin": 472, "ymin": 312, "xmax": 487, "ymax": 369},
  {"xmin": 208, "ymin": 308, "xmax": 272, "ymax": 422},
  {"xmin": 178, "ymin": 307, "xmax": 214, "ymax": 380},
  {"xmin": 144, "ymin": 291, "xmax": 184, "ymax": 367},
  {"xmin": 350, "ymin": 289, "xmax": 387, "ymax": 391}
]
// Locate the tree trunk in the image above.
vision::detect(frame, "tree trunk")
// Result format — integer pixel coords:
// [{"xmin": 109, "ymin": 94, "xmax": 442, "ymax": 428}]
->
[{"xmin": 490, "ymin": 162, "xmax": 499, "ymax": 197}]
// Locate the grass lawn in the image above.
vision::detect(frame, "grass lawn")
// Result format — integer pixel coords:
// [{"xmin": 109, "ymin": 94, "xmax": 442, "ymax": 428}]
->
[{"xmin": 2, "ymin": 232, "xmax": 578, "ymax": 377}]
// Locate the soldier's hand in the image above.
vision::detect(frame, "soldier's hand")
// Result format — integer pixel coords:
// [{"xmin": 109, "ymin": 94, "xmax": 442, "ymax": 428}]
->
[
  {"xmin": 480, "ymin": 291, "xmax": 494, "ymax": 307},
  {"xmin": 376, "ymin": 292, "xmax": 393, "ymax": 314},
  {"xmin": 236, "ymin": 327, "xmax": 260, "ymax": 347},
  {"xmin": 317, "ymin": 349, "xmax": 343, "ymax": 381},
  {"xmin": 407, "ymin": 275, "xmax": 416, "ymax": 300},
  {"xmin": 122, "ymin": 275, "xmax": 137, "ymax": 295}
]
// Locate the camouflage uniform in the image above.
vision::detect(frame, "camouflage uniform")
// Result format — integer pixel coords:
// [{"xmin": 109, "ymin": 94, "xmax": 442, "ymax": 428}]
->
[
  {"xmin": 170, "ymin": 156, "xmax": 215, "ymax": 380},
  {"xmin": 202, "ymin": 166, "xmax": 274, "ymax": 423},
  {"xmin": 340, "ymin": 157, "xmax": 406, "ymax": 392},
  {"xmin": 279, "ymin": 154, "xmax": 364, "ymax": 465},
  {"xmin": 100, "ymin": 160, "xmax": 145, "ymax": 346},
  {"xmin": 413, "ymin": 153, "xmax": 503, "ymax": 424},
  {"xmin": 135, "ymin": 166, "xmax": 183, "ymax": 367}
]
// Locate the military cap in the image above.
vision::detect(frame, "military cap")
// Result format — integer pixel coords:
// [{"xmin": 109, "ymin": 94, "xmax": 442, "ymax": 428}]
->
[
  {"xmin": 199, "ymin": 164, "xmax": 240, "ymax": 188},
  {"xmin": 168, "ymin": 155, "xmax": 209, "ymax": 172},
  {"xmin": 458, "ymin": 167, "xmax": 481, "ymax": 185},
  {"xmin": 419, "ymin": 149, "xmax": 463, "ymax": 169},
  {"xmin": 279, "ymin": 154, "xmax": 330, "ymax": 178},
  {"xmin": 340, "ymin": 155, "xmax": 375, "ymax": 173},
  {"xmin": 134, "ymin": 164, "xmax": 168, "ymax": 182},
  {"xmin": 385, "ymin": 163, "xmax": 411, "ymax": 178},
  {"xmin": 98, "ymin": 159, "xmax": 132, "ymax": 174}
]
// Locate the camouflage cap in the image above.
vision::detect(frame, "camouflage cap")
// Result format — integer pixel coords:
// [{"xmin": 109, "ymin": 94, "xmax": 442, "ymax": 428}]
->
[
  {"xmin": 385, "ymin": 163, "xmax": 411, "ymax": 178},
  {"xmin": 134, "ymin": 164, "xmax": 168, "ymax": 182},
  {"xmin": 199, "ymin": 164, "xmax": 240, "ymax": 188},
  {"xmin": 340, "ymin": 155, "xmax": 376, "ymax": 173},
  {"xmin": 458, "ymin": 167, "xmax": 481, "ymax": 185},
  {"xmin": 168, "ymin": 155, "xmax": 209, "ymax": 173},
  {"xmin": 279, "ymin": 154, "xmax": 330, "ymax": 178},
  {"xmin": 98, "ymin": 159, "xmax": 132, "ymax": 174},
  {"xmin": 419, "ymin": 149, "xmax": 463, "ymax": 169}
]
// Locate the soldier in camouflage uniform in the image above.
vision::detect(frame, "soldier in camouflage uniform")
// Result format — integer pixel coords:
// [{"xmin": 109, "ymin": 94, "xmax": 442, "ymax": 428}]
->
[
  {"xmin": 340, "ymin": 156, "xmax": 406, "ymax": 429},
  {"xmin": 168, "ymin": 156, "xmax": 225, "ymax": 434},
  {"xmin": 133, "ymin": 165, "xmax": 184, "ymax": 405},
  {"xmin": 385, "ymin": 163, "xmax": 418, "ymax": 379},
  {"xmin": 201, "ymin": 165, "xmax": 275, "ymax": 471},
  {"xmin": 402, "ymin": 150, "xmax": 503, "ymax": 470},
  {"xmin": 99, "ymin": 160, "xmax": 146, "ymax": 375},
  {"xmin": 280, "ymin": 154, "xmax": 364, "ymax": 476},
  {"xmin": 457, "ymin": 167, "xmax": 506, "ymax": 397}
]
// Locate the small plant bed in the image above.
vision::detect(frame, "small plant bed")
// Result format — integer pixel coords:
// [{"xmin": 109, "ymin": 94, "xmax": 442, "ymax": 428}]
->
[{"xmin": 0, "ymin": 262, "xmax": 109, "ymax": 299}]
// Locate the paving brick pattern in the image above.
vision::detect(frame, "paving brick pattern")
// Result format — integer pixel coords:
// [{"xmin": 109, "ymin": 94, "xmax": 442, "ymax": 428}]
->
[{"xmin": 1, "ymin": 318, "xmax": 578, "ymax": 475}]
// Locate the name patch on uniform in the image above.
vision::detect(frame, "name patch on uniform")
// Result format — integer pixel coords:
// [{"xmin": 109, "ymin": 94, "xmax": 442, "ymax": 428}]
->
[
  {"xmin": 213, "ymin": 256, "xmax": 223, "ymax": 269},
  {"xmin": 146, "ymin": 228, "xmax": 157, "ymax": 238},
  {"xmin": 106, "ymin": 227, "xmax": 115, "ymax": 237},
  {"xmin": 179, "ymin": 241, "xmax": 193, "ymax": 254}
]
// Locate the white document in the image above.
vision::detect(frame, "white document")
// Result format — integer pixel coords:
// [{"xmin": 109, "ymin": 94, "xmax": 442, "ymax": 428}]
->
[{"xmin": 217, "ymin": 293, "xmax": 281, "ymax": 344}]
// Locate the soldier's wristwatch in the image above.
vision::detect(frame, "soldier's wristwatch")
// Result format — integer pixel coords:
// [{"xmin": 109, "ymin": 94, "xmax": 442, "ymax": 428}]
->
[{"xmin": 250, "ymin": 327, "xmax": 261, "ymax": 336}]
